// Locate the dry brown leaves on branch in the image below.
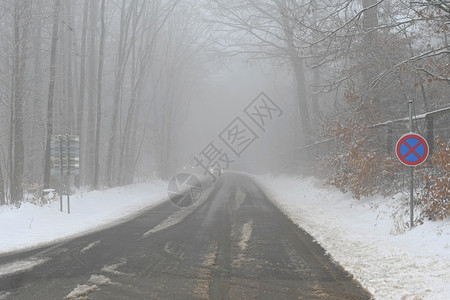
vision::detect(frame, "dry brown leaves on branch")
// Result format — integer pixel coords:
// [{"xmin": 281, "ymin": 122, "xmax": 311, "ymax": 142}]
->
[{"xmin": 418, "ymin": 139, "xmax": 450, "ymax": 221}]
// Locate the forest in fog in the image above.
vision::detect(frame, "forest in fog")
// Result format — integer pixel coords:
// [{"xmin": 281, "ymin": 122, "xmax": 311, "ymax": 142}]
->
[{"xmin": 0, "ymin": 0, "xmax": 449, "ymax": 206}]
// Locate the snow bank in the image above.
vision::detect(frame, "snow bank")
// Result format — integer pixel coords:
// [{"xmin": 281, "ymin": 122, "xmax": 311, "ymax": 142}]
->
[
  {"xmin": 255, "ymin": 174, "xmax": 450, "ymax": 300},
  {"xmin": 0, "ymin": 181, "xmax": 168, "ymax": 256},
  {"xmin": 1, "ymin": 174, "xmax": 448, "ymax": 299},
  {"xmin": 0, "ymin": 257, "xmax": 51, "ymax": 277}
]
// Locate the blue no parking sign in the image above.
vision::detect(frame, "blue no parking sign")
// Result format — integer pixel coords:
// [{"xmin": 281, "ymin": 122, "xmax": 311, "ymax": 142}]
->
[{"xmin": 395, "ymin": 133, "xmax": 429, "ymax": 166}]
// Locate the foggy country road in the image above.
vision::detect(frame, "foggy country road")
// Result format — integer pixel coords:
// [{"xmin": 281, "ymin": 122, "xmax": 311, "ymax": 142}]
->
[{"xmin": 0, "ymin": 174, "xmax": 371, "ymax": 299}]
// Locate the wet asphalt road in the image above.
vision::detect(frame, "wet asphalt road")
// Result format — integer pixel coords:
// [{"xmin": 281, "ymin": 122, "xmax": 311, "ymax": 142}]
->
[{"xmin": 0, "ymin": 173, "xmax": 372, "ymax": 299}]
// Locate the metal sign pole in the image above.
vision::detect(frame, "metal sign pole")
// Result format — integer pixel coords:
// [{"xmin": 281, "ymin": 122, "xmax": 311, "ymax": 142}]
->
[
  {"xmin": 395, "ymin": 102, "xmax": 429, "ymax": 230},
  {"xmin": 66, "ymin": 134, "xmax": 70, "ymax": 214},
  {"xmin": 59, "ymin": 135, "xmax": 63, "ymax": 212},
  {"xmin": 409, "ymin": 100, "xmax": 414, "ymax": 228},
  {"xmin": 410, "ymin": 166, "xmax": 414, "ymax": 228}
]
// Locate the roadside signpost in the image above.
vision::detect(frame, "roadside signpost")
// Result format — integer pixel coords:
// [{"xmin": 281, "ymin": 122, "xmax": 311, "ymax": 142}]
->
[
  {"xmin": 395, "ymin": 101, "xmax": 429, "ymax": 228},
  {"xmin": 50, "ymin": 134, "xmax": 80, "ymax": 213}
]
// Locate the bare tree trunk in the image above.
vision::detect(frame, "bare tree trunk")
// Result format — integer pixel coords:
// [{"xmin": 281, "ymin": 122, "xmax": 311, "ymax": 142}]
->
[
  {"xmin": 362, "ymin": 0, "xmax": 380, "ymax": 119},
  {"xmin": 125, "ymin": 110, "xmax": 139, "ymax": 184},
  {"xmin": 66, "ymin": 1, "xmax": 75, "ymax": 133},
  {"xmin": 106, "ymin": 0, "xmax": 133, "ymax": 186},
  {"xmin": 278, "ymin": 0, "xmax": 312, "ymax": 144},
  {"xmin": 76, "ymin": 0, "xmax": 89, "ymax": 188},
  {"xmin": 43, "ymin": 0, "xmax": 61, "ymax": 189},
  {"xmin": 158, "ymin": 76, "xmax": 175, "ymax": 180},
  {"xmin": 9, "ymin": 28, "xmax": 16, "ymax": 202},
  {"xmin": 11, "ymin": 0, "xmax": 31, "ymax": 203},
  {"xmin": 310, "ymin": 1, "xmax": 321, "ymax": 134},
  {"xmin": 311, "ymin": 67, "xmax": 320, "ymax": 131},
  {"xmin": 29, "ymin": 0, "xmax": 44, "ymax": 184},
  {"xmin": 85, "ymin": 0, "xmax": 98, "ymax": 186},
  {"xmin": 93, "ymin": 0, "xmax": 106, "ymax": 189},
  {"xmin": 0, "ymin": 160, "xmax": 5, "ymax": 205},
  {"xmin": 117, "ymin": 0, "xmax": 141, "ymax": 186},
  {"xmin": 118, "ymin": 0, "xmax": 179, "ymax": 183},
  {"xmin": 9, "ymin": 6, "xmax": 18, "ymax": 203}
]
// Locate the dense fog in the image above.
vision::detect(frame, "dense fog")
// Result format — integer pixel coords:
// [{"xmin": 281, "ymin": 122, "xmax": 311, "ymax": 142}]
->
[{"xmin": 0, "ymin": 0, "xmax": 449, "ymax": 204}]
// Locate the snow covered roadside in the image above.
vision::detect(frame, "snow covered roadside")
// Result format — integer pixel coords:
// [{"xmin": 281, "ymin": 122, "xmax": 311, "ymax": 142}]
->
[
  {"xmin": 254, "ymin": 174, "xmax": 450, "ymax": 300},
  {"xmin": 0, "ymin": 180, "xmax": 168, "ymax": 256}
]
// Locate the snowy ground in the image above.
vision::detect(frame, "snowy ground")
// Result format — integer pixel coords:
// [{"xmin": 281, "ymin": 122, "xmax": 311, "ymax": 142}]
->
[
  {"xmin": 0, "ymin": 181, "xmax": 168, "ymax": 256},
  {"xmin": 1, "ymin": 175, "xmax": 449, "ymax": 299},
  {"xmin": 254, "ymin": 174, "xmax": 450, "ymax": 300}
]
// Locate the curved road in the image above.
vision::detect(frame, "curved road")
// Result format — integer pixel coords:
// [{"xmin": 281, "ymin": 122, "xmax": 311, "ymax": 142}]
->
[{"xmin": 0, "ymin": 173, "xmax": 372, "ymax": 299}]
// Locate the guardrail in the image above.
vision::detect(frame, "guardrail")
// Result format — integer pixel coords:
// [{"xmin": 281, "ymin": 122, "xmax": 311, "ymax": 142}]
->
[
  {"xmin": 269, "ymin": 106, "xmax": 450, "ymax": 175},
  {"xmin": 371, "ymin": 106, "xmax": 450, "ymax": 156}
]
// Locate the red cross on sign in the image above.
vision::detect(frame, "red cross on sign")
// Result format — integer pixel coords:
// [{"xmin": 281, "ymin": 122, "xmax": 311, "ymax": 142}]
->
[{"xmin": 395, "ymin": 133, "xmax": 429, "ymax": 166}]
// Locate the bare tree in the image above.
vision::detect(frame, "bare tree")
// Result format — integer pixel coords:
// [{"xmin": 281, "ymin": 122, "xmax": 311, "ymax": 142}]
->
[
  {"xmin": 0, "ymin": 160, "xmax": 4, "ymax": 205},
  {"xmin": 281, "ymin": 0, "xmax": 449, "ymax": 123},
  {"xmin": 76, "ymin": 0, "xmax": 89, "ymax": 187},
  {"xmin": 106, "ymin": 0, "xmax": 182, "ymax": 185},
  {"xmin": 43, "ymin": 0, "xmax": 61, "ymax": 190},
  {"xmin": 93, "ymin": 0, "xmax": 106, "ymax": 189},
  {"xmin": 85, "ymin": 0, "xmax": 99, "ymax": 185},
  {"xmin": 64, "ymin": 1, "xmax": 76, "ymax": 133},
  {"xmin": 206, "ymin": 0, "xmax": 313, "ymax": 144},
  {"xmin": 105, "ymin": 0, "xmax": 133, "ymax": 187},
  {"xmin": 151, "ymin": 4, "xmax": 207, "ymax": 179},
  {"xmin": 117, "ymin": 0, "xmax": 182, "ymax": 184},
  {"xmin": 11, "ymin": 0, "xmax": 32, "ymax": 202},
  {"xmin": 28, "ymin": 0, "xmax": 44, "ymax": 184}
]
